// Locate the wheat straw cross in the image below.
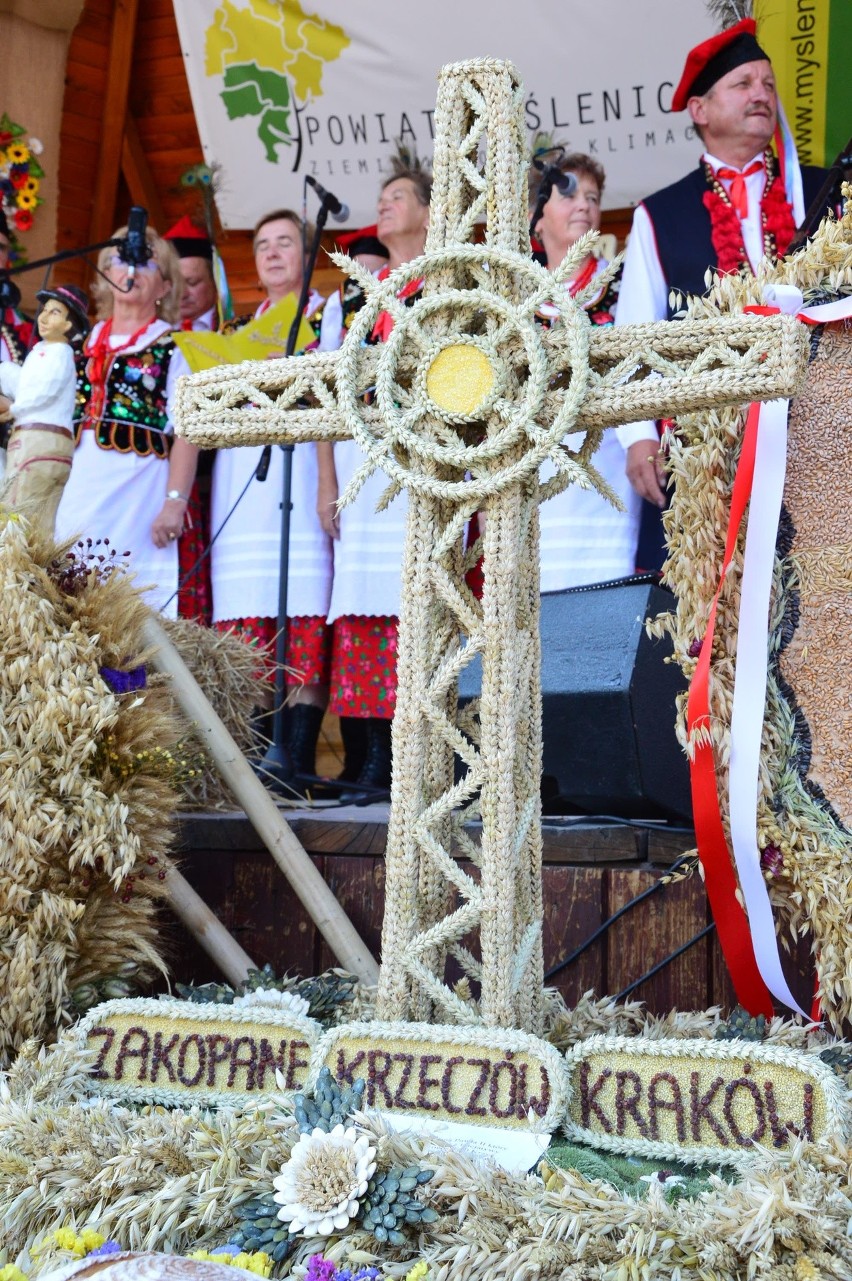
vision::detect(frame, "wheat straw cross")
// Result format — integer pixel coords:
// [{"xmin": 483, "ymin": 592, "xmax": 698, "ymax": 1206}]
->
[{"xmin": 175, "ymin": 59, "xmax": 807, "ymax": 1034}]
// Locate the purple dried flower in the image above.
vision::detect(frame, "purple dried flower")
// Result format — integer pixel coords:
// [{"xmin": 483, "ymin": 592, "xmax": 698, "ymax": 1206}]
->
[
  {"xmin": 99, "ymin": 665, "xmax": 147, "ymax": 694},
  {"xmin": 305, "ymin": 1257, "xmax": 337, "ymax": 1281},
  {"xmin": 760, "ymin": 844, "xmax": 784, "ymax": 876},
  {"xmin": 88, "ymin": 1242, "xmax": 121, "ymax": 1258},
  {"xmin": 687, "ymin": 637, "xmax": 703, "ymax": 659}
]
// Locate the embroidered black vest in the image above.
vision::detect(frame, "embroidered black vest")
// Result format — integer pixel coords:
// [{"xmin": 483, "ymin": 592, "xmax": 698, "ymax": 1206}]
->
[
  {"xmin": 642, "ymin": 161, "xmax": 829, "ymax": 318},
  {"xmin": 74, "ymin": 335, "xmax": 178, "ymax": 458},
  {"xmin": 1, "ymin": 308, "xmax": 31, "ymax": 364}
]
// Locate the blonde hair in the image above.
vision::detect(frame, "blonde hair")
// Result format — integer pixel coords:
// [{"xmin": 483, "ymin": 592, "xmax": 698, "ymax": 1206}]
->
[{"xmin": 92, "ymin": 227, "xmax": 183, "ymax": 324}]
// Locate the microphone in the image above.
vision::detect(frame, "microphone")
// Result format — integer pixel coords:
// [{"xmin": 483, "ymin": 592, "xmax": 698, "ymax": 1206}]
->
[
  {"xmin": 535, "ymin": 165, "xmax": 581, "ymax": 197},
  {"xmin": 548, "ymin": 168, "xmax": 578, "ymax": 198},
  {"xmin": 118, "ymin": 206, "xmax": 152, "ymax": 283},
  {"xmin": 255, "ymin": 445, "xmax": 272, "ymax": 482},
  {"xmin": 305, "ymin": 175, "xmax": 350, "ymax": 222}
]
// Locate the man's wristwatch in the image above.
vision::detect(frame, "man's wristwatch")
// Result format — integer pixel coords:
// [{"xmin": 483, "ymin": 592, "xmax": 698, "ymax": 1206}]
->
[{"xmin": 165, "ymin": 489, "xmax": 190, "ymax": 502}]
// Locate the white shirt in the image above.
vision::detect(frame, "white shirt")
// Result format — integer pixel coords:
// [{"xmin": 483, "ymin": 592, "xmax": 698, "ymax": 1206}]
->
[
  {"xmin": 615, "ymin": 151, "xmax": 768, "ymax": 449},
  {"xmin": 192, "ymin": 306, "xmax": 216, "ymax": 332},
  {"xmin": 0, "ymin": 340, "xmax": 77, "ymax": 429}
]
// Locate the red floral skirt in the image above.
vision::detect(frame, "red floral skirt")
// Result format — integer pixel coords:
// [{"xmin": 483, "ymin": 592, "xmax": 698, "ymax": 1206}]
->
[
  {"xmin": 176, "ymin": 482, "xmax": 212, "ymax": 623},
  {"xmin": 329, "ymin": 614, "xmax": 398, "ymax": 719},
  {"xmin": 215, "ymin": 615, "xmax": 332, "ymax": 686}
]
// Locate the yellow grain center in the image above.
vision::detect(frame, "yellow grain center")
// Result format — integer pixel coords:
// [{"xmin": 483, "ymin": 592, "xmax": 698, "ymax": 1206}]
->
[{"xmin": 426, "ymin": 343, "xmax": 494, "ymax": 415}]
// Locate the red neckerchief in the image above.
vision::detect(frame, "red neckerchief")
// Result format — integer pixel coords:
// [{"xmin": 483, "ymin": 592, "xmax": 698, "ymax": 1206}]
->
[
  {"xmin": 701, "ymin": 151, "xmax": 796, "ymax": 276},
  {"xmin": 715, "ymin": 159, "xmax": 764, "ymax": 219},
  {"xmin": 83, "ymin": 317, "xmax": 156, "ymax": 426},
  {"xmin": 370, "ymin": 265, "xmax": 424, "ymax": 343}
]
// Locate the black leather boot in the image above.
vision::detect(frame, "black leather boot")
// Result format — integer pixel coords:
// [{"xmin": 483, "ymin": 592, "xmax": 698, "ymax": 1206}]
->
[
  {"xmin": 338, "ymin": 715, "xmax": 369, "ymax": 782},
  {"xmin": 288, "ymin": 703, "xmax": 325, "ymax": 776},
  {"xmin": 338, "ymin": 717, "xmax": 393, "ymax": 802}
]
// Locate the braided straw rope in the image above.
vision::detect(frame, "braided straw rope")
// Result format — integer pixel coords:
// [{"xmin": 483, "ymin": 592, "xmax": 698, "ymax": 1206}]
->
[{"xmin": 173, "ymin": 59, "xmax": 808, "ymax": 1037}]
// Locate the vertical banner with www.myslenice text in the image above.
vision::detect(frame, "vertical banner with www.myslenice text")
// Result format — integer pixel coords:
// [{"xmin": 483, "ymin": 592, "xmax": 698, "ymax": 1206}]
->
[
  {"xmin": 756, "ymin": 0, "xmax": 852, "ymax": 168},
  {"xmin": 172, "ymin": 0, "xmax": 715, "ymax": 229}
]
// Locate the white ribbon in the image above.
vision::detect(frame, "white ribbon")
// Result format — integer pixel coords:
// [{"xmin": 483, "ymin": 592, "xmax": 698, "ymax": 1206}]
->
[{"xmin": 728, "ymin": 291, "xmax": 852, "ymax": 1018}]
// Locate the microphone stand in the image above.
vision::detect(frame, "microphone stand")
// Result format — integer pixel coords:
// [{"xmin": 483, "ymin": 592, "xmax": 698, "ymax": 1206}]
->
[
  {"xmin": 788, "ymin": 134, "xmax": 852, "ymax": 254},
  {"xmin": 0, "ymin": 234, "xmax": 133, "ymax": 318},
  {"xmin": 259, "ymin": 194, "xmax": 334, "ymax": 792}
]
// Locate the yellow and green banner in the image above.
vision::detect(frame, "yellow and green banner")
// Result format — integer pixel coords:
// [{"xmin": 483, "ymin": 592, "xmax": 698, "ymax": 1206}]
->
[{"xmin": 756, "ymin": 0, "xmax": 852, "ymax": 167}]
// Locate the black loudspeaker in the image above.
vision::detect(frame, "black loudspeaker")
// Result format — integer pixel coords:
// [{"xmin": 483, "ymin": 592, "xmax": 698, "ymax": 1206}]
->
[{"xmin": 458, "ymin": 576, "xmax": 693, "ymax": 822}]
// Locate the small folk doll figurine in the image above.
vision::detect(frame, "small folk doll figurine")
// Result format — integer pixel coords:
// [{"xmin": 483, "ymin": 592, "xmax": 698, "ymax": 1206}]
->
[{"xmin": 0, "ymin": 284, "xmax": 89, "ymax": 533}]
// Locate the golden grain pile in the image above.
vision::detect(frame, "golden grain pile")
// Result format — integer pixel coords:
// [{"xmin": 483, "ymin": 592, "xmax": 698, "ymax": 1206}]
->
[{"xmin": 1, "ymin": 997, "xmax": 850, "ymax": 1281}]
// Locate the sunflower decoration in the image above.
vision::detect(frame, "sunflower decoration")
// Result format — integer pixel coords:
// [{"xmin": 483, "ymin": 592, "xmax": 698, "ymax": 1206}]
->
[{"xmin": 0, "ymin": 112, "xmax": 45, "ymax": 262}]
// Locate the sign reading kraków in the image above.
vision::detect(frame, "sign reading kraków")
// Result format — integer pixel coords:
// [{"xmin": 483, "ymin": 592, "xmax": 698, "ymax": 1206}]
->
[{"xmin": 565, "ymin": 1034, "xmax": 850, "ymax": 1168}]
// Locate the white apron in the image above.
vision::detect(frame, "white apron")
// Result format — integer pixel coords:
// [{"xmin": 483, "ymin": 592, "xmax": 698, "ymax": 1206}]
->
[
  {"xmin": 209, "ymin": 293, "xmax": 333, "ymax": 623},
  {"xmin": 55, "ymin": 318, "xmax": 183, "ymax": 618}
]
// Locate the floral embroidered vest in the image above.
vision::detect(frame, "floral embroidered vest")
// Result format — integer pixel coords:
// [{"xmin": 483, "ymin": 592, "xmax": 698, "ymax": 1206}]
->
[{"xmin": 74, "ymin": 336, "xmax": 177, "ymax": 458}]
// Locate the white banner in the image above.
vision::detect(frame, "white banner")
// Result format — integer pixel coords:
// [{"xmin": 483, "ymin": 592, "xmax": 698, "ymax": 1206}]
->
[{"xmin": 173, "ymin": 0, "xmax": 716, "ymax": 230}]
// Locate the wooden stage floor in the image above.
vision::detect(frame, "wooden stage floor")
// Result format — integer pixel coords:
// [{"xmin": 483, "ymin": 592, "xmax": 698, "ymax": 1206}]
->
[{"xmin": 167, "ymin": 807, "xmax": 813, "ymax": 1016}]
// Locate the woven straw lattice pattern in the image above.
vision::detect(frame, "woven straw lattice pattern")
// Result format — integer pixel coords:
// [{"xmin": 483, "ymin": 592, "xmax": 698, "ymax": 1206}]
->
[
  {"xmin": 173, "ymin": 59, "xmax": 809, "ymax": 1035},
  {"xmin": 174, "ymin": 313, "xmax": 807, "ymax": 454}
]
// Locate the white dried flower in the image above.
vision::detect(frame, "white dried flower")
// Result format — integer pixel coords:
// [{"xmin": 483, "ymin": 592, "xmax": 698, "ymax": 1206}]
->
[
  {"xmin": 639, "ymin": 1171, "xmax": 685, "ymax": 1188},
  {"xmin": 28, "ymin": 137, "xmax": 44, "ymax": 155},
  {"xmin": 273, "ymin": 1124, "xmax": 377, "ymax": 1236},
  {"xmin": 232, "ymin": 987, "xmax": 310, "ymax": 1018}
]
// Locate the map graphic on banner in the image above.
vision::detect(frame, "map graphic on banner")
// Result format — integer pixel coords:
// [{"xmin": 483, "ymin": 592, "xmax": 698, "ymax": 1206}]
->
[
  {"xmin": 174, "ymin": 0, "xmax": 717, "ymax": 229},
  {"xmin": 204, "ymin": 0, "xmax": 349, "ymax": 164}
]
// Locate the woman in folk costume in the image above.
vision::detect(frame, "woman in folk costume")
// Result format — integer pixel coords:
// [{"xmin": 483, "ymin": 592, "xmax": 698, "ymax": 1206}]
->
[
  {"xmin": 317, "ymin": 158, "xmax": 430, "ymax": 795},
  {"xmin": 55, "ymin": 227, "xmax": 199, "ymax": 618},
  {"xmin": 530, "ymin": 151, "xmax": 640, "ymax": 589},
  {"xmin": 209, "ymin": 208, "xmax": 333, "ymax": 773}
]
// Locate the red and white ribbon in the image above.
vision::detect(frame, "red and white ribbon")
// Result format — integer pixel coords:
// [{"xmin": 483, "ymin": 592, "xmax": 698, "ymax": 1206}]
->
[{"xmin": 689, "ymin": 287, "xmax": 852, "ymax": 1017}]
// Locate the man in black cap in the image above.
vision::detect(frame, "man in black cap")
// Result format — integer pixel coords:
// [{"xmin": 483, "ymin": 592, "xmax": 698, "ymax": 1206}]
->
[
  {"xmin": 0, "ymin": 283, "xmax": 89, "ymax": 532},
  {"xmin": 164, "ymin": 216, "xmax": 219, "ymax": 330},
  {"xmin": 614, "ymin": 17, "xmax": 830, "ymax": 571},
  {"xmin": 0, "ymin": 209, "xmax": 33, "ymax": 365}
]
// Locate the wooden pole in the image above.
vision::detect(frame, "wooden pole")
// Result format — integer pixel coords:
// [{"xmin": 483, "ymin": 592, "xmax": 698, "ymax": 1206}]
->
[
  {"xmin": 88, "ymin": 0, "xmax": 140, "ymax": 247},
  {"xmin": 143, "ymin": 615, "xmax": 380, "ymax": 987},
  {"xmin": 160, "ymin": 861, "xmax": 256, "ymax": 987}
]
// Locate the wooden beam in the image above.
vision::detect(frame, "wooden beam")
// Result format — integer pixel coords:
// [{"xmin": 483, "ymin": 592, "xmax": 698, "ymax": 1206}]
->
[
  {"xmin": 143, "ymin": 616, "xmax": 381, "ymax": 987},
  {"xmin": 121, "ymin": 112, "xmax": 167, "ymax": 232},
  {"xmin": 88, "ymin": 0, "xmax": 139, "ymax": 247}
]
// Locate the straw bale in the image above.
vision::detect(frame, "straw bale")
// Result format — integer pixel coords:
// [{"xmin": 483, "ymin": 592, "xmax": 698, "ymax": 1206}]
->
[
  {"xmin": 2, "ymin": 1030, "xmax": 852, "ymax": 1281},
  {"xmin": 158, "ymin": 618, "xmax": 263, "ymax": 810},
  {"xmin": 0, "ymin": 517, "xmax": 186, "ymax": 1062}
]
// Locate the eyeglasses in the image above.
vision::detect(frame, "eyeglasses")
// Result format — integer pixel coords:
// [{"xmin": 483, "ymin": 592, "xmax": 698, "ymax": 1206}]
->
[{"xmin": 106, "ymin": 254, "xmax": 161, "ymax": 272}]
